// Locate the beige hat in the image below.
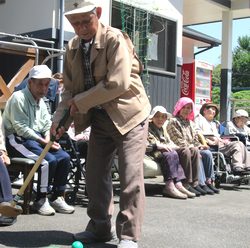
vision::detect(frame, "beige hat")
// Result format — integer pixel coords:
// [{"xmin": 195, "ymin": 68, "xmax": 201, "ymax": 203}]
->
[
  {"xmin": 233, "ymin": 109, "xmax": 249, "ymax": 119},
  {"xmin": 64, "ymin": 1, "xmax": 97, "ymax": 16},
  {"xmin": 28, "ymin": 65, "xmax": 52, "ymax": 79},
  {"xmin": 149, "ymin": 106, "xmax": 170, "ymax": 119}
]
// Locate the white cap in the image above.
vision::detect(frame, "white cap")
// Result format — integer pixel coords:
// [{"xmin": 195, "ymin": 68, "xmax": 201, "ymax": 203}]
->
[
  {"xmin": 64, "ymin": 1, "xmax": 96, "ymax": 16},
  {"xmin": 233, "ymin": 109, "xmax": 249, "ymax": 119},
  {"xmin": 149, "ymin": 106, "xmax": 170, "ymax": 119},
  {"xmin": 28, "ymin": 65, "xmax": 52, "ymax": 79}
]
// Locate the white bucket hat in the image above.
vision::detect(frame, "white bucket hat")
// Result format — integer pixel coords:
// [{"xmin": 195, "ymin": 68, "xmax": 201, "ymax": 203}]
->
[
  {"xmin": 28, "ymin": 65, "xmax": 52, "ymax": 79},
  {"xmin": 64, "ymin": 1, "xmax": 97, "ymax": 16},
  {"xmin": 233, "ymin": 109, "xmax": 249, "ymax": 119},
  {"xmin": 149, "ymin": 106, "xmax": 170, "ymax": 119}
]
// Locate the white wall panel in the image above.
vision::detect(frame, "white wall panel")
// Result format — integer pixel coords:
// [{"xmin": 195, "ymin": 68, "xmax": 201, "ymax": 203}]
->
[{"xmin": 0, "ymin": 0, "xmax": 57, "ymax": 34}]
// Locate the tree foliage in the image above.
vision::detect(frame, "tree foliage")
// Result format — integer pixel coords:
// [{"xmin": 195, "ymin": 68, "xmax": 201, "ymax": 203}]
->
[
  {"xmin": 232, "ymin": 90, "xmax": 250, "ymax": 114},
  {"xmin": 212, "ymin": 35, "xmax": 250, "ymax": 89},
  {"xmin": 232, "ymin": 35, "xmax": 250, "ymax": 88},
  {"xmin": 212, "ymin": 88, "xmax": 250, "ymax": 115},
  {"xmin": 210, "ymin": 35, "xmax": 250, "ymax": 117},
  {"xmin": 211, "ymin": 86, "xmax": 220, "ymax": 104},
  {"xmin": 212, "ymin": 64, "xmax": 221, "ymax": 86}
]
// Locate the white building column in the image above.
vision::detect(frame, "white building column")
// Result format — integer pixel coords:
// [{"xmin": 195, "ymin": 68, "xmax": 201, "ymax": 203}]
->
[
  {"xmin": 58, "ymin": 0, "xmax": 65, "ymax": 73},
  {"xmin": 220, "ymin": 11, "xmax": 233, "ymax": 122}
]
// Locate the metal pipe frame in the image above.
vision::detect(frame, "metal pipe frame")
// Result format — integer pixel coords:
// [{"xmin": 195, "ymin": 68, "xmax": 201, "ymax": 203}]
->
[
  {"xmin": 0, "ymin": 32, "xmax": 55, "ymax": 45},
  {"xmin": 0, "ymin": 40, "xmax": 64, "ymax": 53},
  {"xmin": 0, "ymin": 32, "xmax": 65, "ymax": 66}
]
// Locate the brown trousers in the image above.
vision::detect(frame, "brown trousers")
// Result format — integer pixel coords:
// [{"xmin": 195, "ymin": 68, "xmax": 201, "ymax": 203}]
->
[
  {"xmin": 85, "ymin": 109, "xmax": 148, "ymax": 241},
  {"xmin": 176, "ymin": 147, "xmax": 200, "ymax": 184},
  {"xmin": 219, "ymin": 141, "xmax": 250, "ymax": 169}
]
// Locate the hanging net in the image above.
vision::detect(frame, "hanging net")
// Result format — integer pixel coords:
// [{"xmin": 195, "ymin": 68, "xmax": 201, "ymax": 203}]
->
[{"xmin": 112, "ymin": 1, "xmax": 151, "ymax": 93}]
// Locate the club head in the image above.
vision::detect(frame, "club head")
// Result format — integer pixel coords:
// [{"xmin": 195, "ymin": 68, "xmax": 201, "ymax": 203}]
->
[{"xmin": 0, "ymin": 203, "xmax": 23, "ymax": 217}]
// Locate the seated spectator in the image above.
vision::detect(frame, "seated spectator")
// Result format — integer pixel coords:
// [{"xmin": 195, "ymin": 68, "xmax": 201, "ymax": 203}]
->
[
  {"xmin": 147, "ymin": 106, "xmax": 196, "ymax": 199},
  {"xmin": 14, "ymin": 75, "xmax": 59, "ymax": 115},
  {"xmin": 3, "ymin": 65, "xmax": 75, "ymax": 216},
  {"xmin": 195, "ymin": 102, "xmax": 250, "ymax": 172},
  {"xmin": 52, "ymin": 72, "xmax": 63, "ymax": 84},
  {"xmin": 67, "ymin": 123, "xmax": 90, "ymax": 160},
  {"xmin": 0, "ymin": 112, "xmax": 17, "ymax": 226},
  {"xmin": 167, "ymin": 97, "xmax": 219, "ymax": 195},
  {"xmin": 52, "ymin": 72, "xmax": 64, "ymax": 106},
  {"xmin": 224, "ymin": 109, "xmax": 250, "ymax": 147}
]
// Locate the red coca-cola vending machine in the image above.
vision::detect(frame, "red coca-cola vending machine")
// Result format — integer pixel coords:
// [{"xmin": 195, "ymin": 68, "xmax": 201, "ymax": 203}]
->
[{"xmin": 181, "ymin": 60, "xmax": 213, "ymax": 114}]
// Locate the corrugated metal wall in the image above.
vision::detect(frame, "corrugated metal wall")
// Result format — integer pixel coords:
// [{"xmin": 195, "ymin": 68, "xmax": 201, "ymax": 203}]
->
[{"xmin": 147, "ymin": 65, "xmax": 182, "ymax": 113}]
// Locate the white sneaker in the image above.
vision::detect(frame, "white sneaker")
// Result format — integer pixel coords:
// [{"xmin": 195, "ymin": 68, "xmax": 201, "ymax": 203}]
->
[
  {"xmin": 33, "ymin": 198, "xmax": 55, "ymax": 216},
  {"xmin": 118, "ymin": 240, "xmax": 138, "ymax": 248},
  {"xmin": 50, "ymin": 197, "xmax": 75, "ymax": 214}
]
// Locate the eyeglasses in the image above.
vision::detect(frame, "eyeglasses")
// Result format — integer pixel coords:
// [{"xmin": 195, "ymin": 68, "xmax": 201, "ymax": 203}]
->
[{"xmin": 70, "ymin": 17, "xmax": 94, "ymax": 28}]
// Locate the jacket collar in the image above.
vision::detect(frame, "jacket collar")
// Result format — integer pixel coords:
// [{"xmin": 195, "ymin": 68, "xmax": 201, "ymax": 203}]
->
[
  {"xmin": 93, "ymin": 21, "xmax": 106, "ymax": 49},
  {"xmin": 90, "ymin": 22, "xmax": 106, "ymax": 63},
  {"xmin": 70, "ymin": 22, "xmax": 107, "ymax": 64}
]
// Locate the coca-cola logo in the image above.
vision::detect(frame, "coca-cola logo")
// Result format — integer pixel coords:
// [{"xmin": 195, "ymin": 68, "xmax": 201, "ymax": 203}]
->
[{"xmin": 181, "ymin": 70, "xmax": 190, "ymax": 96}]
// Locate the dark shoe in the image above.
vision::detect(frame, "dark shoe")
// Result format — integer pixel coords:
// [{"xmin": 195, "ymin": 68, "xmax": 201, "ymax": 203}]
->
[
  {"xmin": 178, "ymin": 186, "xmax": 196, "ymax": 198},
  {"xmin": 201, "ymin": 185, "xmax": 214, "ymax": 195},
  {"xmin": 194, "ymin": 185, "xmax": 207, "ymax": 195},
  {"xmin": 73, "ymin": 229, "xmax": 117, "ymax": 244},
  {"xmin": 0, "ymin": 216, "xmax": 17, "ymax": 226},
  {"xmin": 207, "ymin": 184, "xmax": 220, "ymax": 194},
  {"xmin": 185, "ymin": 185, "xmax": 201, "ymax": 197}
]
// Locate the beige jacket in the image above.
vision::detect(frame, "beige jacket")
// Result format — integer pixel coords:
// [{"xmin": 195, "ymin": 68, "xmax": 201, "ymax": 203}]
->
[{"xmin": 53, "ymin": 22, "xmax": 151, "ymax": 135}]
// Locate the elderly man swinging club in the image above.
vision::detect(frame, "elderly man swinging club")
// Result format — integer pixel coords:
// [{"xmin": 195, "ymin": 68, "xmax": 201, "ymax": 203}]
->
[{"xmin": 51, "ymin": 1, "xmax": 151, "ymax": 248}]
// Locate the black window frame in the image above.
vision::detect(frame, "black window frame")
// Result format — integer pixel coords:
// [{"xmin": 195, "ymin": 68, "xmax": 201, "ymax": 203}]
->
[{"xmin": 147, "ymin": 15, "xmax": 177, "ymax": 74}]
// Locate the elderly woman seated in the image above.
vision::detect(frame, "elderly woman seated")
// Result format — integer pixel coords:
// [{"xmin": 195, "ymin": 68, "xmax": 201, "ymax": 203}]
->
[
  {"xmin": 146, "ymin": 106, "xmax": 196, "ymax": 199},
  {"xmin": 224, "ymin": 109, "xmax": 250, "ymax": 148},
  {"xmin": 195, "ymin": 103, "xmax": 250, "ymax": 173},
  {"xmin": 167, "ymin": 97, "xmax": 218, "ymax": 195}
]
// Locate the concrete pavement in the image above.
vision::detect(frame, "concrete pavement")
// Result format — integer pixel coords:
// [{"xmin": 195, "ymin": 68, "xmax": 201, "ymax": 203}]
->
[{"xmin": 1, "ymin": 177, "xmax": 250, "ymax": 248}]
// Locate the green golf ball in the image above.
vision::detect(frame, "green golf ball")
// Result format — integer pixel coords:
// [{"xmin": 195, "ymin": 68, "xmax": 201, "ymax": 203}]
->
[{"xmin": 71, "ymin": 241, "xmax": 84, "ymax": 248}]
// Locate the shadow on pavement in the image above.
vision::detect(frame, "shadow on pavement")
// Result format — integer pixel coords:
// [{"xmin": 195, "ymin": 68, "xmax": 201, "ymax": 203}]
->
[
  {"xmin": 219, "ymin": 183, "xmax": 250, "ymax": 191},
  {"xmin": 145, "ymin": 182, "xmax": 164, "ymax": 197},
  {"xmin": 0, "ymin": 230, "xmax": 117, "ymax": 248},
  {"xmin": 0, "ymin": 230, "xmax": 72, "ymax": 247}
]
